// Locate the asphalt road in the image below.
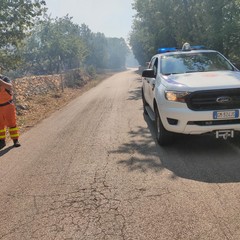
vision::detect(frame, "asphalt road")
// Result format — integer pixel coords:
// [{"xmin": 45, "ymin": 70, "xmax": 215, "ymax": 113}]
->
[{"xmin": 1, "ymin": 69, "xmax": 240, "ymax": 240}]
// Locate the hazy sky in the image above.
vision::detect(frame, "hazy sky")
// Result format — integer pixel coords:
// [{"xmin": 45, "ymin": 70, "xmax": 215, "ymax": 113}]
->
[{"xmin": 45, "ymin": 0, "xmax": 136, "ymax": 40}]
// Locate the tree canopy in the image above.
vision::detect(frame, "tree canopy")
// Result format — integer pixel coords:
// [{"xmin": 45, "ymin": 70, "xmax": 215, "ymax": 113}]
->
[
  {"xmin": 130, "ymin": 0, "xmax": 240, "ymax": 66},
  {"xmin": 17, "ymin": 16, "xmax": 129, "ymax": 75},
  {"xmin": 1, "ymin": 1, "xmax": 130, "ymax": 74},
  {"xmin": 20, "ymin": 16, "xmax": 88, "ymax": 74},
  {"xmin": 0, "ymin": 0, "xmax": 46, "ymax": 69}
]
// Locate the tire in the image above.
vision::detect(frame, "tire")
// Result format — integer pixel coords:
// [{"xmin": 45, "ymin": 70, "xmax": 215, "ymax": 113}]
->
[
  {"xmin": 155, "ymin": 107, "xmax": 173, "ymax": 145},
  {"xmin": 142, "ymin": 89, "xmax": 148, "ymax": 115}
]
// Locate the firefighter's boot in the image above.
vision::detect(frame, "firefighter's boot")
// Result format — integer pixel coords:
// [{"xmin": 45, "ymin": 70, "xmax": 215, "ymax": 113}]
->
[{"xmin": 13, "ymin": 139, "xmax": 21, "ymax": 147}]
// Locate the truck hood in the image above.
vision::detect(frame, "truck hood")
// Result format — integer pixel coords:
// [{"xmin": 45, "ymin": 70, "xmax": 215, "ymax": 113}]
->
[{"xmin": 162, "ymin": 71, "xmax": 240, "ymax": 91}]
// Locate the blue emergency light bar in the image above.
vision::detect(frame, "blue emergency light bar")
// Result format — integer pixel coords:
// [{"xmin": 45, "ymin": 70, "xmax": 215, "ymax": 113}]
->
[
  {"xmin": 191, "ymin": 45, "xmax": 205, "ymax": 50},
  {"xmin": 158, "ymin": 47, "xmax": 177, "ymax": 53},
  {"xmin": 158, "ymin": 45, "xmax": 205, "ymax": 53}
]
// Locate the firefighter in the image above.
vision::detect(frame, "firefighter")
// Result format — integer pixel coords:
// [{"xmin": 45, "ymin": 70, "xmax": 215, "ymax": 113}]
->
[{"xmin": 0, "ymin": 74, "xmax": 21, "ymax": 149}]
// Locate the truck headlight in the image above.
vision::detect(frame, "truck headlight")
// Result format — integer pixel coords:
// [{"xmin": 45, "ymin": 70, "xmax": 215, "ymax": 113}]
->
[{"xmin": 165, "ymin": 91, "xmax": 190, "ymax": 103}]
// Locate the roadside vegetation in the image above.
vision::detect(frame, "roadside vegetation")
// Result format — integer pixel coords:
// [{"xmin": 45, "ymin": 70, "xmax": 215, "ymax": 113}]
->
[
  {"xmin": 130, "ymin": 0, "xmax": 240, "ymax": 67},
  {"xmin": 0, "ymin": 0, "xmax": 130, "ymax": 79},
  {"xmin": 0, "ymin": 0, "xmax": 132, "ymax": 135},
  {"xmin": 2, "ymin": 1, "xmax": 240, "ymax": 76}
]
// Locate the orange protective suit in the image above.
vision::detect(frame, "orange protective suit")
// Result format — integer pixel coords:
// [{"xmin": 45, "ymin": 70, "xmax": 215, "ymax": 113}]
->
[{"xmin": 0, "ymin": 76, "xmax": 19, "ymax": 142}]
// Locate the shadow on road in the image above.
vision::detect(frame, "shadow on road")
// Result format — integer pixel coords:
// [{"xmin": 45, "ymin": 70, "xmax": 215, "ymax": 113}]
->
[
  {"xmin": 0, "ymin": 146, "xmax": 14, "ymax": 157},
  {"xmin": 128, "ymin": 86, "xmax": 142, "ymax": 101},
  {"xmin": 127, "ymin": 75, "xmax": 142, "ymax": 101},
  {"xmin": 114, "ymin": 79, "xmax": 240, "ymax": 183}
]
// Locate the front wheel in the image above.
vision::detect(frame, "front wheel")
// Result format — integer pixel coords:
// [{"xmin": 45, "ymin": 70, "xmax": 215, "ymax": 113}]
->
[
  {"xmin": 155, "ymin": 107, "xmax": 173, "ymax": 145},
  {"xmin": 142, "ymin": 89, "xmax": 148, "ymax": 115}
]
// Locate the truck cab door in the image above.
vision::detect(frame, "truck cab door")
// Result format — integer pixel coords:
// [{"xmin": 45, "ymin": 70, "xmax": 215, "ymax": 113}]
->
[
  {"xmin": 148, "ymin": 58, "xmax": 158, "ymax": 110},
  {"xmin": 143, "ymin": 58, "xmax": 156, "ymax": 106}
]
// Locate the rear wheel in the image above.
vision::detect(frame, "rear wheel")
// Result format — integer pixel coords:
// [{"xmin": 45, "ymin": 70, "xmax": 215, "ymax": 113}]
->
[{"xmin": 155, "ymin": 107, "xmax": 173, "ymax": 145}]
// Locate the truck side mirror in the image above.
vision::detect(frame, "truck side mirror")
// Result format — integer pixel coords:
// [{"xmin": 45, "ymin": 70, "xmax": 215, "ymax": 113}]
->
[{"xmin": 142, "ymin": 69, "xmax": 155, "ymax": 78}]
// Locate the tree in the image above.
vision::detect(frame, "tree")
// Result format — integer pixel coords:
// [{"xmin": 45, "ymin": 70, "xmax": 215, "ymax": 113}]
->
[
  {"xmin": 20, "ymin": 16, "xmax": 88, "ymax": 75},
  {"xmin": 130, "ymin": 0, "xmax": 178, "ymax": 65},
  {"xmin": 80, "ymin": 25, "xmax": 130, "ymax": 70},
  {"xmin": 107, "ymin": 38, "xmax": 129, "ymax": 69},
  {"xmin": 203, "ymin": 0, "xmax": 240, "ymax": 59},
  {"xmin": 0, "ymin": 0, "xmax": 46, "ymax": 69},
  {"xmin": 130, "ymin": 0, "xmax": 240, "ymax": 65},
  {"xmin": 86, "ymin": 32, "xmax": 108, "ymax": 69},
  {"xmin": 12, "ymin": 15, "xmax": 130, "ymax": 75}
]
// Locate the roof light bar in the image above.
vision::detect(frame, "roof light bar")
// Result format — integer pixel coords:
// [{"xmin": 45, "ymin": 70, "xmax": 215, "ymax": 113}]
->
[
  {"xmin": 158, "ymin": 47, "xmax": 177, "ymax": 54},
  {"xmin": 191, "ymin": 45, "xmax": 205, "ymax": 50},
  {"xmin": 182, "ymin": 42, "xmax": 205, "ymax": 51},
  {"xmin": 158, "ymin": 44, "xmax": 206, "ymax": 54}
]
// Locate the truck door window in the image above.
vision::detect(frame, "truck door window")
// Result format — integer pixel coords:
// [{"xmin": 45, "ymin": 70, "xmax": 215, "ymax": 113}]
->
[{"xmin": 153, "ymin": 58, "xmax": 158, "ymax": 77}]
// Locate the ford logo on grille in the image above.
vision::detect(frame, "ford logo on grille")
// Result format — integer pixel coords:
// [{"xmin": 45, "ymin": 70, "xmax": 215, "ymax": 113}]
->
[{"xmin": 216, "ymin": 96, "xmax": 232, "ymax": 103}]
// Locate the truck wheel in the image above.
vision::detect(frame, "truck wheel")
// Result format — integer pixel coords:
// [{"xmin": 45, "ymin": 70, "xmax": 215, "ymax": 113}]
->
[
  {"xmin": 142, "ymin": 89, "xmax": 148, "ymax": 115},
  {"xmin": 155, "ymin": 107, "xmax": 173, "ymax": 145}
]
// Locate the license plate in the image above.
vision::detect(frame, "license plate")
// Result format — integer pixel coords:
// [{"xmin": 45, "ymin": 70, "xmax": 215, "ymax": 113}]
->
[{"xmin": 213, "ymin": 110, "xmax": 239, "ymax": 119}]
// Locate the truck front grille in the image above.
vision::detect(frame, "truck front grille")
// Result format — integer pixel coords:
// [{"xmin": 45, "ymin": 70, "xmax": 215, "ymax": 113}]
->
[
  {"xmin": 188, "ymin": 119, "xmax": 240, "ymax": 126},
  {"xmin": 186, "ymin": 88, "xmax": 240, "ymax": 111}
]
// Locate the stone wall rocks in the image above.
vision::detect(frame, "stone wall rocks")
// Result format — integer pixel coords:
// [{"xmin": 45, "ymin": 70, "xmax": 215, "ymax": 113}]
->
[
  {"xmin": 13, "ymin": 75, "xmax": 62, "ymax": 101},
  {"xmin": 13, "ymin": 74, "xmax": 63, "ymax": 114}
]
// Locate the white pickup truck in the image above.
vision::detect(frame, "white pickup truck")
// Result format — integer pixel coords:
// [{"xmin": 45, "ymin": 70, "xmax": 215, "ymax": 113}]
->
[{"xmin": 142, "ymin": 43, "xmax": 240, "ymax": 145}]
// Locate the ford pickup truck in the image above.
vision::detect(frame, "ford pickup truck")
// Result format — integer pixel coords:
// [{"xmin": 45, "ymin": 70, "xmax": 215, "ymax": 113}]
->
[{"xmin": 142, "ymin": 43, "xmax": 240, "ymax": 145}]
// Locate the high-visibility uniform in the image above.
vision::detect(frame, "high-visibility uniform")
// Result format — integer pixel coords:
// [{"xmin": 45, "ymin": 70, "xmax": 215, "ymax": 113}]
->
[{"xmin": 0, "ymin": 75, "xmax": 19, "ymax": 141}]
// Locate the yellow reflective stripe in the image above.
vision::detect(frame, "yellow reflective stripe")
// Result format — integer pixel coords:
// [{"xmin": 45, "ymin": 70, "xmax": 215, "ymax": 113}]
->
[
  {"xmin": 0, "ymin": 136, "xmax": 6, "ymax": 139},
  {"xmin": 10, "ymin": 134, "xmax": 19, "ymax": 138},
  {"xmin": 9, "ymin": 127, "xmax": 19, "ymax": 131},
  {"xmin": 0, "ymin": 129, "xmax": 6, "ymax": 133}
]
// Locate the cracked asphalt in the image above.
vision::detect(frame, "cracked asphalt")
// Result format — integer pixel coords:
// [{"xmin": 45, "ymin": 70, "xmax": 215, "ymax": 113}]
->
[{"xmin": 1, "ymin": 69, "xmax": 240, "ymax": 239}]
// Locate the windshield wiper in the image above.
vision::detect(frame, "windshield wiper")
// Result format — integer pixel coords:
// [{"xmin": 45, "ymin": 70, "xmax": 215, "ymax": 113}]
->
[
  {"xmin": 185, "ymin": 70, "xmax": 204, "ymax": 73},
  {"xmin": 163, "ymin": 72, "xmax": 180, "ymax": 76}
]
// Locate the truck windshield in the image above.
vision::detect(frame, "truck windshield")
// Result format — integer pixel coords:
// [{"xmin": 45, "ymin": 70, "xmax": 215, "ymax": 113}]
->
[{"xmin": 161, "ymin": 52, "xmax": 234, "ymax": 75}]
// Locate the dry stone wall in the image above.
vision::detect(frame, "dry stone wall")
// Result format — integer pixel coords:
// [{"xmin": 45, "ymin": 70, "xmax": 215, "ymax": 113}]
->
[{"xmin": 13, "ymin": 74, "xmax": 63, "ymax": 103}]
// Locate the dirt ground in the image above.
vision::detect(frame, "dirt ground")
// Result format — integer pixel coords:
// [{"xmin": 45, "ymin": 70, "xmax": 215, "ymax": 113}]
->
[{"xmin": 15, "ymin": 73, "xmax": 113, "ymax": 137}]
